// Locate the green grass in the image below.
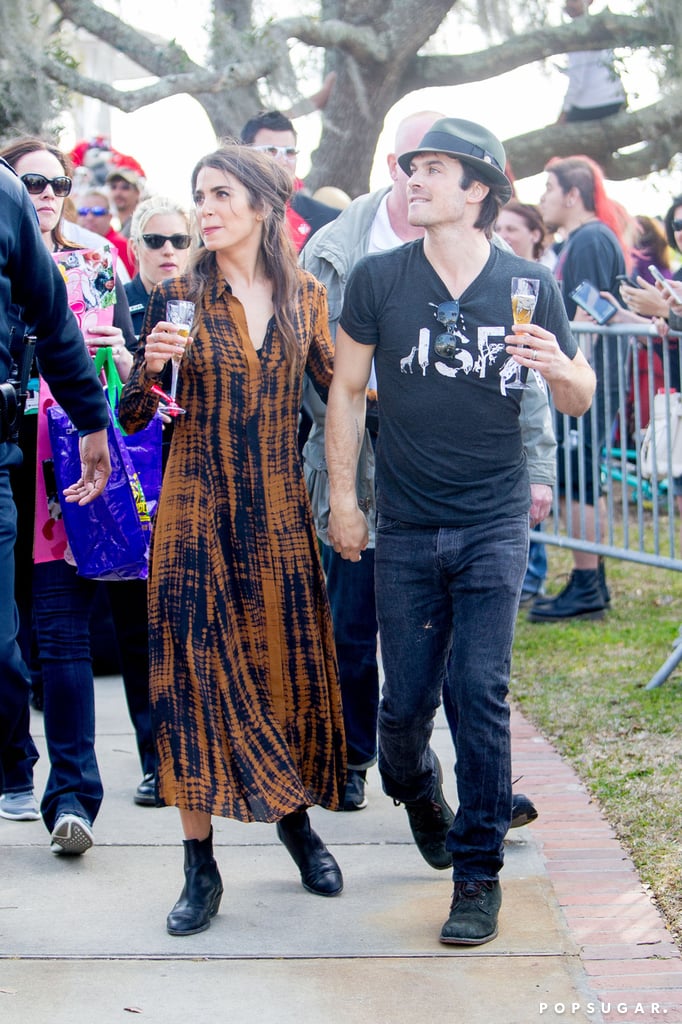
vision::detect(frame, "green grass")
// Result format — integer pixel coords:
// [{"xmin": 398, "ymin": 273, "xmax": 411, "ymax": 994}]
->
[{"xmin": 511, "ymin": 547, "xmax": 682, "ymax": 943}]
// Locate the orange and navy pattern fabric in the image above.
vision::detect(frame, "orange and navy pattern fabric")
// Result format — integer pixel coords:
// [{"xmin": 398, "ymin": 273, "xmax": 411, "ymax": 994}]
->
[{"xmin": 120, "ymin": 266, "xmax": 345, "ymax": 821}]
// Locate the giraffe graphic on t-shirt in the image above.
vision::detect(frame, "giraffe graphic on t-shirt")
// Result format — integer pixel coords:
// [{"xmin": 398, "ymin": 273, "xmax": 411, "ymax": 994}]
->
[{"xmin": 400, "ymin": 346, "xmax": 418, "ymax": 373}]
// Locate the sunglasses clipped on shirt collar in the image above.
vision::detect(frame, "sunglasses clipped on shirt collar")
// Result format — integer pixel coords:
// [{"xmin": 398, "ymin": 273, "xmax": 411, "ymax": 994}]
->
[
  {"xmin": 78, "ymin": 206, "xmax": 108, "ymax": 217},
  {"xmin": 21, "ymin": 173, "xmax": 72, "ymax": 198},
  {"xmin": 251, "ymin": 144, "xmax": 298, "ymax": 159},
  {"xmin": 431, "ymin": 299, "xmax": 461, "ymax": 359},
  {"xmin": 141, "ymin": 233, "xmax": 192, "ymax": 250}
]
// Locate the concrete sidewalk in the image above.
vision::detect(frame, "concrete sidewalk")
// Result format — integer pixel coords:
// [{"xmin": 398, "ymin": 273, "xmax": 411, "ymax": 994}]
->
[{"xmin": 1, "ymin": 676, "xmax": 681, "ymax": 1024}]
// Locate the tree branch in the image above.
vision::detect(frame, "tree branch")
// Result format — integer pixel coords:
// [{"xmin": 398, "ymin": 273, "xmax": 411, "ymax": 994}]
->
[
  {"xmin": 504, "ymin": 88, "xmax": 682, "ymax": 181},
  {"xmin": 38, "ymin": 53, "xmax": 274, "ymax": 112},
  {"xmin": 54, "ymin": 0, "xmax": 391, "ymax": 66},
  {"xmin": 263, "ymin": 16, "xmax": 389, "ymax": 62},
  {"xmin": 401, "ymin": 13, "xmax": 666, "ymax": 91},
  {"xmin": 52, "ymin": 0, "xmax": 202, "ymax": 77}
]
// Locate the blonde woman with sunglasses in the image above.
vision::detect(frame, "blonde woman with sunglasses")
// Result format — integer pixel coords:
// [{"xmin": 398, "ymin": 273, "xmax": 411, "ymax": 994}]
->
[{"xmin": 125, "ymin": 197, "xmax": 192, "ymax": 339}]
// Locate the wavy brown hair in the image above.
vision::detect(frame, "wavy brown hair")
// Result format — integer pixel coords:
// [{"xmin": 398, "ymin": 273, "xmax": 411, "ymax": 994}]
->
[
  {"xmin": 0, "ymin": 136, "xmax": 74, "ymax": 250},
  {"xmin": 188, "ymin": 144, "xmax": 301, "ymax": 380},
  {"xmin": 634, "ymin": 214, "xmax": 670, "ymax": 271},
  {"xmin": 501, "ymin": 200, "xmax": 547, "ymax": 260}
]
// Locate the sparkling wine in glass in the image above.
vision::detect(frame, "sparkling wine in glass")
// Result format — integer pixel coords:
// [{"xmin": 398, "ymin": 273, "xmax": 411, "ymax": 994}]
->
[
  {"xmin": 165, "ymin": 299, "xmax": 195, "ymax": 416},
  {"xmin": 512, "ymin": 277, "xmax": 539, "ymax": 325},
  {"xmin": 508, "ymin": 277, "xmax": 540, "ymax": 390}
]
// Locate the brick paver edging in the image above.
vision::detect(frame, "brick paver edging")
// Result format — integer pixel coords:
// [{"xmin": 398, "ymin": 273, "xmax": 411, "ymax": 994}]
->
[{"xmin": 511, "ymin": 706, "xmax": 682, "ymax": 1024}]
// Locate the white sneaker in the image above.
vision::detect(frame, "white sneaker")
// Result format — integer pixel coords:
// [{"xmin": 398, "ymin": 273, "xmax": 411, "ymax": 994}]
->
[
  {"xmin": 49, "ymin": 813, "xmax": 94, "ymax": 855},
  {"xmin": 0, "ymin": 790, "xmax": 40, "ymax": 821}
]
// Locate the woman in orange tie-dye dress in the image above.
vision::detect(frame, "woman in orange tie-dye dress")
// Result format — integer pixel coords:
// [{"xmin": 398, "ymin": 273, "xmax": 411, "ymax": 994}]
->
[{"xmin": 120, "ymin": 145, "xmax": 345, "ymax": 937}]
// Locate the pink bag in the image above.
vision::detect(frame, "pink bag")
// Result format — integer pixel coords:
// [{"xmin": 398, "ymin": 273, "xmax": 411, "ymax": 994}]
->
[{"xmin": 34, "ymin": 378, "xmax": 68, "ymax": 564}]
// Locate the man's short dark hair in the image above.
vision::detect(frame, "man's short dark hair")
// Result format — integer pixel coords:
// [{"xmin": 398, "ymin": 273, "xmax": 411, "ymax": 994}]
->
[
  {"xmin": 240, "ymin": 111, "xmax": 297, "ymax": 145},
  {"xmin": 459, "ymin": 162, "xmax": 507, "ymax": 238}
]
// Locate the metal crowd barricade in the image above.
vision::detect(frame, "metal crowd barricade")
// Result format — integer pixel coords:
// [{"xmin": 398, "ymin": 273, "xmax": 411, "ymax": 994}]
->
[{"xmin": 529, "ymin": 321, "xmax": 682, "ymax": 689}]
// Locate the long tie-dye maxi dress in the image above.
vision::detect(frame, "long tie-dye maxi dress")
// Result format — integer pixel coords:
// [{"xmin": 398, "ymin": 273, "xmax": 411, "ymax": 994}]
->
[{"xmin": 119, "ymin": 266, "xmax": 345, "ymax": 821}]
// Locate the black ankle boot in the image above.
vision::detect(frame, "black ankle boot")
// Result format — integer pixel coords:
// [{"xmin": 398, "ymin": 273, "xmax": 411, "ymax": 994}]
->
[
  {"xmin": 527, "ymin": 568, "xmax": 606, "ymax": 622},
  {"xmin": 276, "ymin": 810, "xmax": 343, "ymax": 897},
  {"xmin": 166, "ymin": 827, "xmax": 224, "ymax": 936}
]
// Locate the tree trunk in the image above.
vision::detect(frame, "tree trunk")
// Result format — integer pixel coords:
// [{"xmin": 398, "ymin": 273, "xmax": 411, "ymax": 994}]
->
[{"xmin": 305, "ymin": 63, "xmax": 399, "ymax": 196}]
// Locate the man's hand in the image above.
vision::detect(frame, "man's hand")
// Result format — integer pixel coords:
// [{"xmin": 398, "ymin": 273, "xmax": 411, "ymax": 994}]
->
[
  {"xmin": 529, "ymin": 483, "xmax": 552, "ymax": 527},
  {"xmin": 505, "ymin": 323, "xmax": 595, "ymax": 417},
  {"xmin": 63, "ymin": 428, "xmax": 111, "ymax": 506},
  {"xmin": 328, "ymin": 505, "xmax": 369, "ymax": 562}
]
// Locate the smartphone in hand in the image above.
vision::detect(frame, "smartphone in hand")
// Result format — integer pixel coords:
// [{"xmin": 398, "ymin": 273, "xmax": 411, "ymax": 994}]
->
[
  {"xmin": 648, "ymin": 264, "xmax": 678, "ymax": 299},
  {"xmin": 616, "ymin": 274, "xmax": 640, "ymax": 290},
  {"xmin": 569, "ymin": 280, "xmax": 618, "ymax": 325}
]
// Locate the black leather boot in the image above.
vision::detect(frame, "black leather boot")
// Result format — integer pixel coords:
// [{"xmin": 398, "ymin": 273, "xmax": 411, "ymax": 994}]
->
[
  {"xmin": 527, "ymin": 569, "xmax": 606, "ymax": 622},
  {"xmin": 166, "ymin": 827, "xmax": 224, "ymax": 936},
  {"xmin": 510, "ymin": 792, "xmax": 538, "ymax": 829},
  {"xmin": 276, "ymin": 810, "xmax": 343, "ymax": 897}
]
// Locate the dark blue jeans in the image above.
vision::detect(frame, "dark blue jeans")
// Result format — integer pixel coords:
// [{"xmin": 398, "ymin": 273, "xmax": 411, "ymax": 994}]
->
[
  {"xmin": 375, "ymin": 512, "xmax": 528, "ymax": 881},
  {"xmin": 0, "ymin": 444, "xmax": 39, "ymax": 796},
  {"xmin": 523, "ymin": 537, "xmax": 547, "ymax": 596},
  {"xmin": 321, "ymin": 543, "xmax": 379, "ymax": 769},
  {"xmin": 33, "ymin": 560, "xmax": 103, "ymax": 830},
  {"xmin": 32, "ymin": 561, "xmax": 154, "ymax": 831}
]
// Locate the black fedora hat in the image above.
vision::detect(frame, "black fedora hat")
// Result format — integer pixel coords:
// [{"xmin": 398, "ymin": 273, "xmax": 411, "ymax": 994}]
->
[{"xmin": 398, "ymin": 117, "xmax": 513, "ymax": 203}]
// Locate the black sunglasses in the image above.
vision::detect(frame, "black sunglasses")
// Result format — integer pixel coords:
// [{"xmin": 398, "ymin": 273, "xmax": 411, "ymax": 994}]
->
[
  {"xmin": 672, "ymin": 219, "xmax": 682, "ymax": 232},
  {"xmin": 432, "ymin": 300, "xmax": 461, "ymax": 358},
  {"xmin": 142, "ymin": 233, "xmax": 192, "ymax": 250},
  {"xmin": 21, "ymin": 173, "xmax": 72, "ymax": 198}
]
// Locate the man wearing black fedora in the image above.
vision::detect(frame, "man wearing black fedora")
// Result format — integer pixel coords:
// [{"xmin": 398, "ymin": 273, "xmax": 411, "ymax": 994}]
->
[{"xmin": 325, "ymin": 117, "xmax": 595, "ymax": 945}]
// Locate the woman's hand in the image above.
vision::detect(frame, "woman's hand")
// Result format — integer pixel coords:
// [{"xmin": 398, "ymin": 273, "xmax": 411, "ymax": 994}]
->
[
  {"xmin": 665, "ymin": 279, "xmax": 682, "ymax": 315},
  {"xmin": 86, "ymin": 324, "xmax": 134, "ymax": 383},
  {"xmin": 653, "ymin": 316, "xmax": 670, "ymax": 339},
  {"xmin": 143, "ymin": 320, "xmax": 193, "ymax": 375},
  {"xmin": 570, "ymin": 305, "xmax": 601, "ymax": 327},
  {"xmin": 619, "ymin": 277, "xmax": 670, "ymax": 319},
  {"xmin": 599, "ymin": 290, "xmax": 651, "ymax": 328}
]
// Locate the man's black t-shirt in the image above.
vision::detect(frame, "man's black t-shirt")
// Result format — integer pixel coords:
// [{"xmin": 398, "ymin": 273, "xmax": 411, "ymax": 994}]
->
[
  {"xmin": 553, "ymin": 219, "xmax": 626, "ymax": 402},
  {"xmin": 553, "ymin": 220, "xmax": 625, "ymax": 318},
  {"xmin": 340, "ymin": 240, "xmax": 577, "ymax": 527}
]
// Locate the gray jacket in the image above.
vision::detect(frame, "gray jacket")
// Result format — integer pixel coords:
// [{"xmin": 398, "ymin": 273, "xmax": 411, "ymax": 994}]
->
[{"xmin": 300, "ymin": 188, "xmax": 556, "ymax": 546}]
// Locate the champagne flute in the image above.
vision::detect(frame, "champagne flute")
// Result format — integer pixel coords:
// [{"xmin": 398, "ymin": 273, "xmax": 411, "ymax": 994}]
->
[
  {"xmin": 511, "ymin": 277, "xmax": 539, "ymax": 325},
  {"xmin": 165, "ymin": 299, "xmax": 195, "ymax": 416},
  {"xmin": 508, "ymin": 277, "xmax": 540, "ymax": 389}
]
